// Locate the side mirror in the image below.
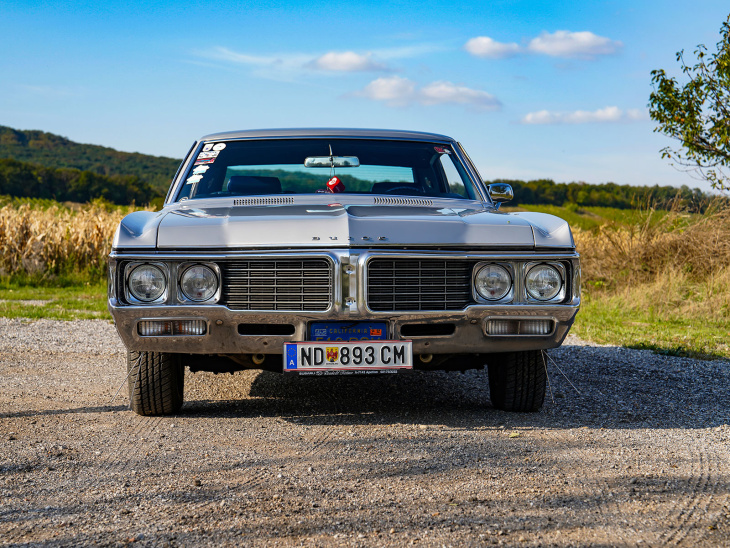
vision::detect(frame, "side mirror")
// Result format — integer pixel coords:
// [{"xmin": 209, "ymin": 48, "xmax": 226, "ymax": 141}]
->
[{"xmin": 487, "ymin": 183, "xmax": 513, "ymax": 209}]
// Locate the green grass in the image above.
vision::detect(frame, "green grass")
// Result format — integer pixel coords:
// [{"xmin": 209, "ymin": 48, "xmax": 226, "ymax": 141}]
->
[
  {"xmin": 503, "ymin": 204, "xmax": 602, "ymax": 230},
  {"xmin": 573, "ymin": 291, "xmax": 730, "ymax": 360},
  {"xmin": 0, "ymin": 282, "xmax": 110, "ymax": 320},
  {"xmin": 503, "ymin": 203, "xmax": 692, "ymax": 231}
]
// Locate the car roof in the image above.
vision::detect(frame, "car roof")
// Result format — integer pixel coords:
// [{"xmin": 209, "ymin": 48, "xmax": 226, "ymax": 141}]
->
[{"xmin": 199, "ymin": 128, "xmax": 456, "ymax": 143}]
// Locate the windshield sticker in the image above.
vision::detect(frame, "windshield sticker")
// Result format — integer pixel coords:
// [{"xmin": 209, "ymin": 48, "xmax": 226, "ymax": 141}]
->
[
  {"xmin": 197, "ymin": 150, "xmax": 219, "ymax": 159},
  {"xmin": 202, "ymin": 143, "xmax": 213, "ymax": 152},
  {"xmin": 212, "ymin": 143, "xmax": 226, "ymax": 151},
  {"xmin": 434, "ymin": 146, "xmax": 452, "ymax": 155},
  {"xmin": 192, "ymin": 165, "xmax": 210, "ymax": 175},
  {"xmin": 186, "ymin": 175, "xmax": 203, "ymax": 184},
  {"xmin": 194, "ymin": 157, "xmax": 215, "ymax": 165}
]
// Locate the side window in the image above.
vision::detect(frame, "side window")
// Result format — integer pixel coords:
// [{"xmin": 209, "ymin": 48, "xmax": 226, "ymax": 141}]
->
[{"xmin": 438, "ymin": 155, "xmax": 469, "ymax": 198}]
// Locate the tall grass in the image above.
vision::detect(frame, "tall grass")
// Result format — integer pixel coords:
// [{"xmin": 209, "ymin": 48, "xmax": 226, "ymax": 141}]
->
[
  {"xmin": 575, "ymin": 202, "xmax": 730, "ymax": 286},
  {"xmin": 572, "ymin": 199, "xmax": 730, "ymax": 358},
  {"xmin": 0, "ymin": 199, "xmax": 148, "ymax": 283}
]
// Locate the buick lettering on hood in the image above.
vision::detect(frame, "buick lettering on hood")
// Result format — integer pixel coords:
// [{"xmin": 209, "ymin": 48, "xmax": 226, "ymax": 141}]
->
[{"xmin": 108, "ymin": 129, "xmax": 580, "ymax": 416}]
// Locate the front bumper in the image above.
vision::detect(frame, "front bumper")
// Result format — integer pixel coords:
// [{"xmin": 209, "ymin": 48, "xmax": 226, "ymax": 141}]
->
[
  {"xmin": 109, "ymin": 249, "xmax": 580, "ymax": 356},
  {"xmin": 109, "ymin": 301, "xmax": 578, "ymax": 355}
]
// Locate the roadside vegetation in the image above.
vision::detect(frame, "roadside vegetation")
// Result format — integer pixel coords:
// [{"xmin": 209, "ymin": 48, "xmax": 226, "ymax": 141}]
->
[
  {"xmin": 508, "ymin": 199, "xmax": 730, "ymax": 359},
  {"xmin": 1, "ymin": 194, "xmax": 728, "ymax": 359},
  {"xmin": 0, "ymin": 198, "xmax": 146, "ymax": 320},
  {"xmin": 572, "ymin": 201, "xmax": 730, "ymax": 359}
]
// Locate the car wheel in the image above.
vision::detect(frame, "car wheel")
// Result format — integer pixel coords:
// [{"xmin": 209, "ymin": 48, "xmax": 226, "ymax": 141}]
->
[
  {"xmin": 127, "ymin": 351, "xmax": 184, "ymax": 416},
  {"xmin": 487, "ymin": 350, "xmax": 546, "ymax": 412}
]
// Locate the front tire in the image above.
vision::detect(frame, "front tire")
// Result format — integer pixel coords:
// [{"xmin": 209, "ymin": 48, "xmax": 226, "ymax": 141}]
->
[
  {"xmin": 487, "ymin": 350, "xmax": 546, "ymax": 412},
  {"xmin": 127, "ymin": 351, "xmax": 184, "ymax": 416}
]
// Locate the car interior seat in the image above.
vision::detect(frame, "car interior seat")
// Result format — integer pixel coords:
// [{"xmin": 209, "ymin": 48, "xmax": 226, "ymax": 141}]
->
[{"xmin": 227, "ymin": 176, "xmax": 282, "ymax": 195}]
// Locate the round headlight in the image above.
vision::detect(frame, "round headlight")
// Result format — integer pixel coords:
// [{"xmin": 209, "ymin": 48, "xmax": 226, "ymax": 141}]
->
[
  {"xmin": 180, "ymin": 265, "xmax": 218, "ymax": 302},
  {"xmin": 128, "ymin": 264, "xmax": 166, "ymax": 302},
  {"xmin": 526, "ymin": 264, "xmax": 562, "ymax": 301},
  {"xmin": 474, "ymin": 264, "xmax": 512, "ymax": 301}
]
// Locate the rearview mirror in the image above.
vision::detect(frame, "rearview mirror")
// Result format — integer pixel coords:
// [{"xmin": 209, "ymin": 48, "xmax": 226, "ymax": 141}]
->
[{"xmin": 304, "ymin": 156, "xmax": 360, "ymax": 168}]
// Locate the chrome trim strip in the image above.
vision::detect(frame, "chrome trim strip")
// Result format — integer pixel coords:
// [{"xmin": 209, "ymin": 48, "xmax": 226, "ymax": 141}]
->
[{"xmin": 110, "ymin": 250, "xmax": 579, "ymax": 261}]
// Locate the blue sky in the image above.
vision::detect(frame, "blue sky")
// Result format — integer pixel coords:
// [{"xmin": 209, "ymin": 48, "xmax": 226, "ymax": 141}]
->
[{"xmin": 1, "ymin": 0, "xmax": 728, "ymax": 191}]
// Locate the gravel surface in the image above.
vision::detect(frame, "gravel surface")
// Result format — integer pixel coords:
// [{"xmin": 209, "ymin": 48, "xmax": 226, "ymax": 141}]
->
[{"xmin": 1, "ymin": 317, "xmax": 730, "ymax": 547}]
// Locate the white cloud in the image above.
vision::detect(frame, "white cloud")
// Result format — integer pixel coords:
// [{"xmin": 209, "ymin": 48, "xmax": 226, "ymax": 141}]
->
[
  {"xmin": 464, "ymin": 30, "xmax": 622, "ymax": 60},
  {"xmin": 420, "ymin": 81, "xmax": 501, "ymax": 110},
  {"xmin": 194, "ymin": 44, "xmax": 444, "ymax": 77},
  {"xmin": 521, "ymin": 106, "xmax": 647, "ymax": 125},
  {"xmin": 197, "ymin": 47, "xmax": 311, "ymax": 73},
  {"xmin": 356, "ymin": 76, "xmax": 501, "ymax": 110},
  {"xmin": 308, "ymin": 51, "xmax": 388, "ymax": 72},
  {"xmin": 464, "ymin": 36, "xmax": 520, "ymax": 59},
  {"xmin": 527, "ymin": 31, "xmax": 622, "ymax": 58},
  {"xmin": 357, "ymin": 76, "xmax": 416, "ymax": 107}
]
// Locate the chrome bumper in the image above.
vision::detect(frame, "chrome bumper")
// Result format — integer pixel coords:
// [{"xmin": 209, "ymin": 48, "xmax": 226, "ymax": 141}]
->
[{"xmin": 109, "ymin": 299, "xmax": 579, "ymax": 355}]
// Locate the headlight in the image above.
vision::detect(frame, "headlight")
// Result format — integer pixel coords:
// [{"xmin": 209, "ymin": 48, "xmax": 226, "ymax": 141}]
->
[
  {"xmin": 128, "ymin": 264, "xmax": 166, "ymax": 302},
  {"xmin": 525, "ymin": 264, "xmax": 562, "ymax": 301},
  {"xmin": 474, "ymin": 264, "xmax": 512, "ymax": 301},
  {"xmin": 180, "ymin": 265, "xmax": 218, "ymax": 302}
]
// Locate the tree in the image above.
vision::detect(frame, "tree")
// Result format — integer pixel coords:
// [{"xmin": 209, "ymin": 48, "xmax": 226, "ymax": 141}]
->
[{"xmin": 649, "ymin": 15, "xmax": 730, "ymax": 190}]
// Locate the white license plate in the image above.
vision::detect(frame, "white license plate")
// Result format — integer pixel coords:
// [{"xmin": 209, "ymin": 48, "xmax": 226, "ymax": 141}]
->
[{"xmin": 283, "ymin": 341, "xmax": 413, "ymax": 372}]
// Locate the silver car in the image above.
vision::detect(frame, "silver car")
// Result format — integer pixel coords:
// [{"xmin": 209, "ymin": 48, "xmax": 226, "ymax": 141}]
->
[{"xmin": 108, "ymin": 129, "xmax": 580, "ymax": 416}]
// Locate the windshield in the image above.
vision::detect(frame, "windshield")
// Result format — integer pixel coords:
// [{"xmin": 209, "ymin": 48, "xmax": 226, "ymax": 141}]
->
[{"xmin": 174, "ymin": 139, "xmax": 479, "ymax": 202}]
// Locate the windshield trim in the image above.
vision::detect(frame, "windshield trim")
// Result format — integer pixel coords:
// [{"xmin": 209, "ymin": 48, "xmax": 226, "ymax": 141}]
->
[{"xmin": 167, "ymin": 137, "xmax": 479, "ymax": 205}]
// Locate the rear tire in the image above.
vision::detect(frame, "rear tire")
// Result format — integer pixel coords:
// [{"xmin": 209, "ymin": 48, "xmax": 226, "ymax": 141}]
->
[
  {"xmin": 127, "ymin": 351, "xmax": 184, "ymax": 416},
  {"xmin": 487, "ymin": 350, "xmax": 546, "ymax": 412}
]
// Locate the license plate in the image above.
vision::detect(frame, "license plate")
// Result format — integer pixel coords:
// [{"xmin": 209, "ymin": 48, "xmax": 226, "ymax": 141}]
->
[
  {"xmin": 283, "ymin": 341, "xmax": 413, "ymax": 372},
  {"xmin": 309, "ymin": 322, "xmax": 388, "ymax": 341}
]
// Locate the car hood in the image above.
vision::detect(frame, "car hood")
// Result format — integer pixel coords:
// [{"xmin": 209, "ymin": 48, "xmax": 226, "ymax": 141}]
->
[{"xmin": 113, "ymin": 201, "xmax": 575, "ymax": 249}]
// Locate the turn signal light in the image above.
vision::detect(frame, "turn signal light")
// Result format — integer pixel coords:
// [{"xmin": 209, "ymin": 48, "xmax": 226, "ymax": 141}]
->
[
  {"xmin": 485, "ymin": 319, "xmax": 553, "ymax": 336},
  {"xmin": 138, "ymin": 320, "xmax": 207, "ymax": 336}
]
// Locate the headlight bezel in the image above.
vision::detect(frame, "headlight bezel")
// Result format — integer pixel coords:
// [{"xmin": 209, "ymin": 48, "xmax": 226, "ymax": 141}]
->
[
  {"xmin": 125, "ymin": 262, "xmax": 169, "ymax": 304},
  {"xmin": 524, "ymin": 262, "xmax": 566, "ymax": 302},
  {"xmin": 177, "ymin": 262, "xmax": 221, "ymax": 303},
  {"xmin": 472, "ymin": 262, "xmax": 514, "ymax": 303}
]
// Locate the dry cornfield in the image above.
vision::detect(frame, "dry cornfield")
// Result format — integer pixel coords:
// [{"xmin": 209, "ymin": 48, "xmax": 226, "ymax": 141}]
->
[
  {"xmin": 574, "ymin": 205, "xmax": 730, "ymax": 285},
  {"xmin": 2, "ymin": 200, "xmax": 729, "ymax": 289},
  {"xmin": 0, "ymin": 202, "xmax": 148, "ymax": 278}
]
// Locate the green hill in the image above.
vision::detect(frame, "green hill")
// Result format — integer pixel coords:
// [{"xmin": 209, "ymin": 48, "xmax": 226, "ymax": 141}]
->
[{"xmin": 0, "ymin": 126, "xmax": 180, "ymax": 192}]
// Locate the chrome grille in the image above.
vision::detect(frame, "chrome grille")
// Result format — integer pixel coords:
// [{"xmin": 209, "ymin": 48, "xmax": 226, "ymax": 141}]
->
[
  {"xmin": 221, "ymin": 259, "xmax": 333, "ymax": 311},
  {"xmin": 367, "ymin": 259, "xmax": 475, "ymax": 311}
]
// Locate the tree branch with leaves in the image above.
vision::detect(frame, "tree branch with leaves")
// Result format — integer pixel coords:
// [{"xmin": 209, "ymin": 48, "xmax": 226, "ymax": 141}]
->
[{"xmin": 649, "ymin": 15, "xmax": 730, "ymax": 190}]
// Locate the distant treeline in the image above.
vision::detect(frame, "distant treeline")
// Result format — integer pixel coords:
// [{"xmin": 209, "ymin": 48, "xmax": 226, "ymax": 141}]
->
[
  {"xmin": 0, "ymin": 126, "xmax": 180, "ymax": 193},
  {"xmin": 1, "ymin": 125, "xmax": 724, "ymax": 209},
  {"xmin": 487, "ymin": 179, "xmax": 723, "ymax": 212},
  {"xmin": 0, "ymin": 158, "xmax": 162, "ymax": 205}
]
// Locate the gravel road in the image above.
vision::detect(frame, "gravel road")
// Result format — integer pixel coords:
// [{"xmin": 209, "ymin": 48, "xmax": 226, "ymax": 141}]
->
[{"xmin": 1, "ymin": 318, "xmax": 730, "ymax": 547}]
